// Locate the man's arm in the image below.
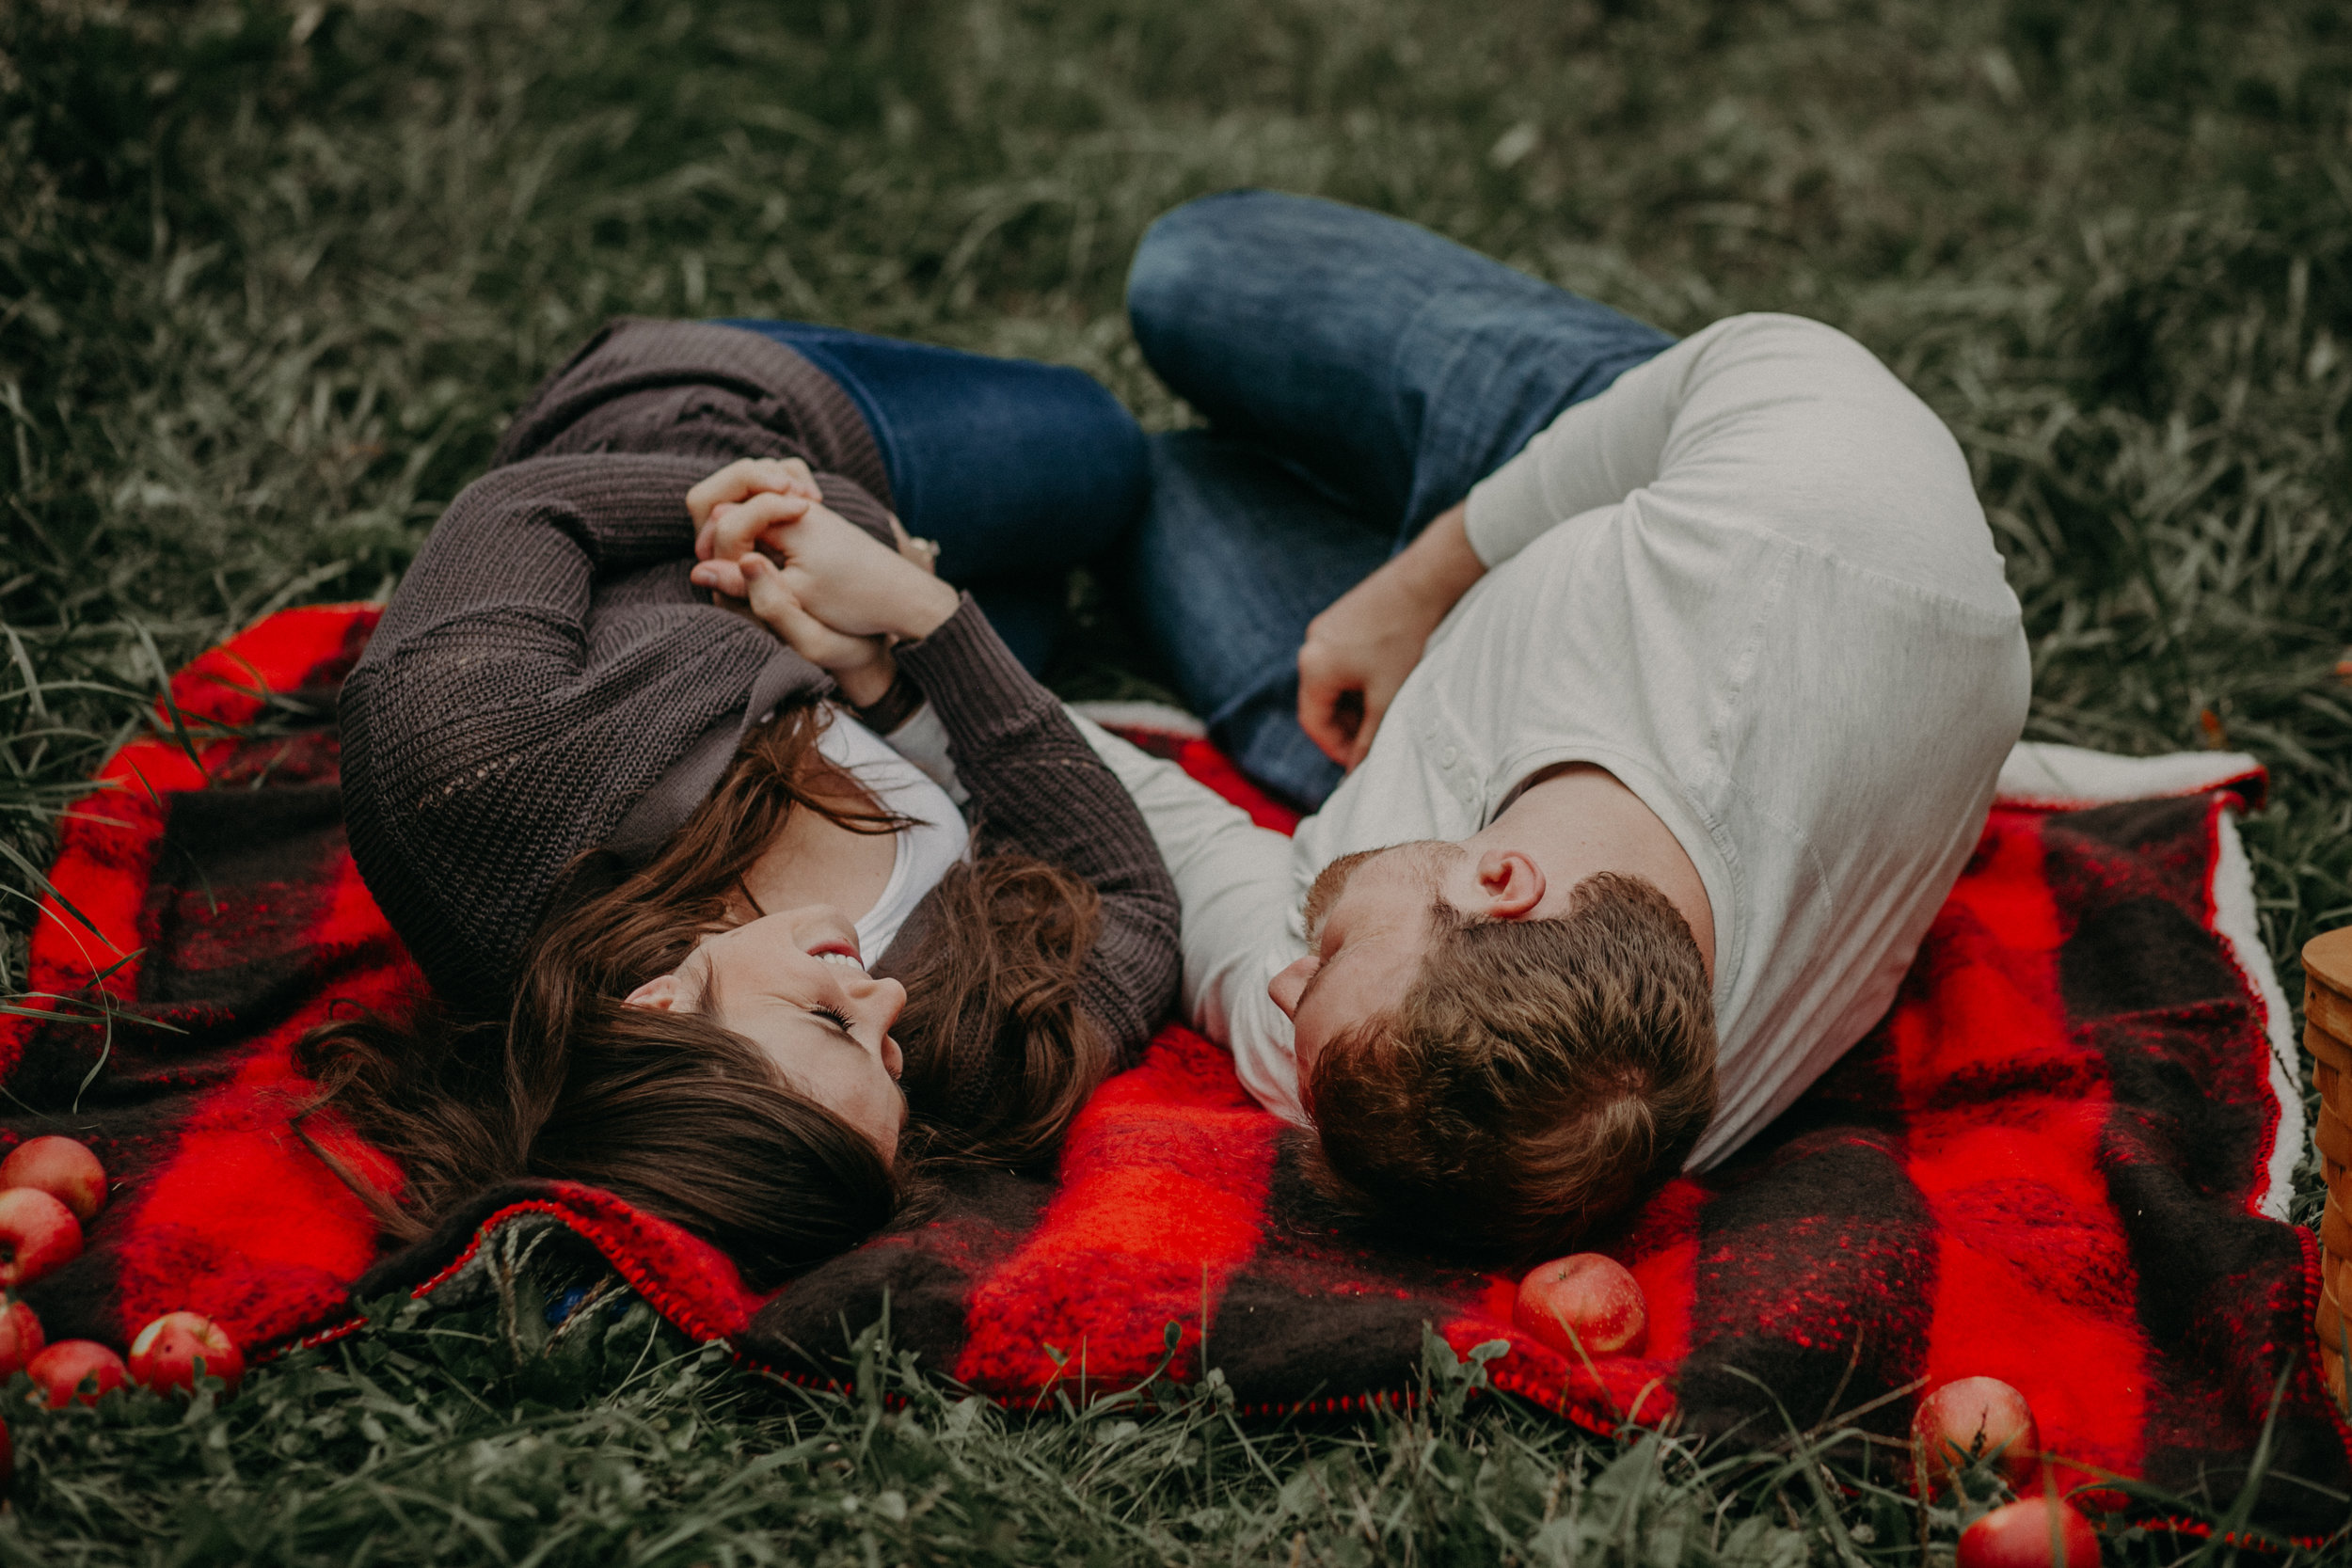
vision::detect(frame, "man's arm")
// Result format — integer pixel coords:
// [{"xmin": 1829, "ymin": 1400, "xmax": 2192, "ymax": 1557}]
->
[
  {"xmin": 1067, "ymin": 715, "xmax": 1314, "ymax": 1124},
  {"xmin": 1458, "ymin": 313, "xmax": 1995, "ymax": 586},
  {"xmin": 1297, "ymin": 315, "xmax": 1978, "ymax": 768},
  {"xmin": 1294, "ymin": 501, "xmax": 1487, "ymax": 769}
]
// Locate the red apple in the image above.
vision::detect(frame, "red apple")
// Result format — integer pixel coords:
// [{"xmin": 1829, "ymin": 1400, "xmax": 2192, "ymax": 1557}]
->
[
  {"xmin": 25, "ymin": 1339, "xmax": 124, "ymax": 1408},
  {"xmin": 0, "ymin": 1188, "xmax": 81, "ymax": 1288},
  {"xmin": 1914, "ymin": 1376, "xmax": 2041, "ymax": 1497},
  {"xmin": 0, "ymin": 1137, "xmax": 106, "ymax": 1224},
  {"xmin": 0, "ymin": 1299, "xmax": 43, "ymax": 1378},
  {"xmin": 1958, "ymin": 1497, "xmax": 2101, "ymax": 1568},
  {"xmin": 128, "ymin": 1311, "xmax": 244, "ymax": 1397},
  {"xmin": 1514, "ymin": 1253, "xmax": 1648, "ymax": 1357}
]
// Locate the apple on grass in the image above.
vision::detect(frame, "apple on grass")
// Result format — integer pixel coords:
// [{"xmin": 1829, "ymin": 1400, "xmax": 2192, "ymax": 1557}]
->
[
  {"xmin": 0, "ymin": 1136, "xmax": 106, "ymax": 1224},
  {"xmin": 1913, "ymin": 1376, "xmax": 2041, "ymax": 1497},
  {"xmin": 0, "ymin": 1188, "xmax": 82, "ymax": 1289},
  {"xmin": 1513, "ymin": 1253, "xmax": 1649, "ymax": 1358},
  {"xmin": 1958, "ymin": 1497, "xmax": 2101, "ymax": 1568},
  {"xmin": 26, "ymin": 1340, "xmax": 124, "ymax": 1408},
  {"xmin": 0, "ymin": 1299, "xmax": 43, "ymax": 1378},
  {"xmin": 129, "ymin": 1311, "xmax": 244, "ymax": 1397}
]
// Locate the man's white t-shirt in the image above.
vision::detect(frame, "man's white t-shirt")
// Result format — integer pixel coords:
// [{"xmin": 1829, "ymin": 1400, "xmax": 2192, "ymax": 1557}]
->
[{"xmin": 1078, "ymin": 312, "xmax": 2031, "ymax": 1169}]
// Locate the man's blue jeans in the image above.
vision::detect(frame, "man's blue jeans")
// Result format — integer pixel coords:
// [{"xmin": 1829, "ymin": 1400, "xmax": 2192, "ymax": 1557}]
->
[
  {"xmin": 1123, "ymin": 191, "xmax": 1677, "ymax": 807},
  {"xmin": 716, "ymin": 319, "xmax": 1148, "ymax": 673}
]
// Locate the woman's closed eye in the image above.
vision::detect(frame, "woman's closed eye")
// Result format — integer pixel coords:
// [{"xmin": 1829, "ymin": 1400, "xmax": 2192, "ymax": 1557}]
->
[{"xmin": 811, "ymin": 1004, "xmax": 857, "ymax": 1035}]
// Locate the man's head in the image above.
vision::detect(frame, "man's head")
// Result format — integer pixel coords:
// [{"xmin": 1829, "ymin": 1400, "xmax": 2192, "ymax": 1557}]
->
[{"xmin": 1279, "ymin": 847, "xmax": 1716, "ymax": 1258}]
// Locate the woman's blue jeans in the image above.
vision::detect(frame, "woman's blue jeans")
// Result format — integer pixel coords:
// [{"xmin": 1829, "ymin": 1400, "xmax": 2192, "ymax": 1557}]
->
[
  {"xmin": 1123, "ymin": 190, "xmax": 1677, "ymax": 807},
  {"xmin": 714, "ymin": 319, "xmax": 1148, "ymax": 673}
]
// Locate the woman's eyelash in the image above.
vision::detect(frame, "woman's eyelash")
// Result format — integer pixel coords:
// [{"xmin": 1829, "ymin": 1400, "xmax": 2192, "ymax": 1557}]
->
[{"xmin": 813, "ymin": 1006, "xmax": 856, "ymax": 1034}]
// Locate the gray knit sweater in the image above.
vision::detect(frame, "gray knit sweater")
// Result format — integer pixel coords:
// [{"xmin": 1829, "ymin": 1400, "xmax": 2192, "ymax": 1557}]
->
[{"xmin": 340, "ymin": 320, "xmax": 1180, "ymax": 1117}]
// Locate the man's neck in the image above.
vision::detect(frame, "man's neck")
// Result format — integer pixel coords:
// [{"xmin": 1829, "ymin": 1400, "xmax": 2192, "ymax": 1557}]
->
[{"xmin": 1465, "ymin": 763, "xmax": 1717, "ymax": 978}]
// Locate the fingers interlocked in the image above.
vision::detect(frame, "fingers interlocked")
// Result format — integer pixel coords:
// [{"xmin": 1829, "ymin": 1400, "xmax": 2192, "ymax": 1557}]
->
[
  {"xmin": 738, "ymin": 554, "xmax": 891, "ymax": 673},
  {"xmin": 689, "ymin": 457, "xmax": 823, "ymax": 564}
]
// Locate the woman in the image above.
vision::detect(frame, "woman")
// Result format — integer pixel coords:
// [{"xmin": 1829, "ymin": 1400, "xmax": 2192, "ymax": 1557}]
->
[{"xmin": 301, "ymin": 317, "xmax": 1178, "ymax": 1288}]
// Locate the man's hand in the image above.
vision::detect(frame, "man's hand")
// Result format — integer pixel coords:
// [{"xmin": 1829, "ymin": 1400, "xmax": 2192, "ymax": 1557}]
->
[
  {"xmin": 1296, "ymin": 502, "xmax": 1488, "ymax": 769},
  {"xmin": 1296, "ymin": 580, "xmax": 1431, "ymax": 768}
]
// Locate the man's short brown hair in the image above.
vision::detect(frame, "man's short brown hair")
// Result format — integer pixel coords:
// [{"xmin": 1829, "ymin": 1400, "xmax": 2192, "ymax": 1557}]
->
[{"xmin": 1300, "ymin": 870, "xmax": 1716, "ymax": 1259}]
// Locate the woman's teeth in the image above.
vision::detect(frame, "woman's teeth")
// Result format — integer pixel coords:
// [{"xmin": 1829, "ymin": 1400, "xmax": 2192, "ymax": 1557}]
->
[{"xmin": 816, "ymin": 950, "xmax": 866, "ymax": 971}]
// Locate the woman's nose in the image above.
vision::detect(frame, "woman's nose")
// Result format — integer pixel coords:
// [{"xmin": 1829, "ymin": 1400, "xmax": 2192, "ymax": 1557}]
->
[
  {"xmin": 861, "ymin": 978, "xmax": 909, "ymax": 1079},
  {"xmin": 854, "ymin": 974, "xmax": 909, "ymax": 1032}
]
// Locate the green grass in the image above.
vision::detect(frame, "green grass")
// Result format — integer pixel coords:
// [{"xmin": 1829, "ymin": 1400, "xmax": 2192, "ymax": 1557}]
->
[
  {"xmin": 5, "ymin": 0, "xmax": 2352, "ymax": 1560},
  {"xmin": 0, "ymin": 1287, "xmax": 1931, "ymax": 1567}
]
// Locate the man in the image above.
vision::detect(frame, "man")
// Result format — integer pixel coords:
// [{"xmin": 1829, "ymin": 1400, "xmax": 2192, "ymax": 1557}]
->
[{"xmin": 1072, "ymin": 190, "xmax": 2029, "ymax": 1258}]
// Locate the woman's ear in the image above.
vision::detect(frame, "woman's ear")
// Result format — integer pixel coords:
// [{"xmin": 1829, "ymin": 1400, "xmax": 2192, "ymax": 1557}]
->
[{"xmin": 623, "ymin": 973, "xmax": 686, "ymax": 1011}]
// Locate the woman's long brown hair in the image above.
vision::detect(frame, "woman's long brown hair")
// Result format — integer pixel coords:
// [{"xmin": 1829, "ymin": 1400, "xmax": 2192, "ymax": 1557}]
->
[{"xmin": 298, "ymin": 704, "xmax": 1112, "ymax": 1289}]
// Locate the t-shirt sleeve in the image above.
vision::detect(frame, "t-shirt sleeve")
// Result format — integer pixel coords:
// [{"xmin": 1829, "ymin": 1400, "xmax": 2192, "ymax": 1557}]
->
[
  {"xmin": 1069, "ymin": 716, "xmax": 1312, "ymax": 1125},
  {"xmin": 1462, "ymin": 315, "xmax": 2004, "ymax": 612},
  {"xmin": 1462, "ymin": 340, "xmax": 1677, "ymax": 566}
]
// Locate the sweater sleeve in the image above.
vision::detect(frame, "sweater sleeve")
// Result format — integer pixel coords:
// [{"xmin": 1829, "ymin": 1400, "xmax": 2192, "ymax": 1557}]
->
[
  {"xmin": 340, "ymin": 451, "xmax": 826, "ymax": 1013},
  {"xmin": 886, "ymin": 598, "xmax": 1181, "ymax": 1068}
]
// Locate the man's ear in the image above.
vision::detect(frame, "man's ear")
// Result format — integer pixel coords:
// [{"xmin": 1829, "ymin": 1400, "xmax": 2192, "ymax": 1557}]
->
[
  {"xmin": 1471, "ymin": 848, "xmax": 1547, "ymax": 920},
  {"xmin": 622, "ymin": 973, "xmax": 685, "ymax": 1010}
]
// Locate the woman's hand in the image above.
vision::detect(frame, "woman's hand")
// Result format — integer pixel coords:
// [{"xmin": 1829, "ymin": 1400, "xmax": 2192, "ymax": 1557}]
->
[
  {"xmin": 731, "ymin": 557, "xmax": 900, "ymax": 707},
  {"xmin": 689, "ymin": 458, "xmax": 943, "ymax": 578},
  {"xmin": 887, "ymin": 514, "xmax": 944, "ymax": 576},
  {"xmin": 689, "ymin": 458, "xmax": 824, "ymax": 563},
  {"xmin": 691, "ymin": 492, "xmax": 961, "ymax": 642}
]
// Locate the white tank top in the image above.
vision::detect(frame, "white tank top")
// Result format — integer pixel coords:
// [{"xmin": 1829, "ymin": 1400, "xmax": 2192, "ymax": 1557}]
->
[{"xmin": 813, "ymin": 706, "xmax": 972, "ymax": 959}]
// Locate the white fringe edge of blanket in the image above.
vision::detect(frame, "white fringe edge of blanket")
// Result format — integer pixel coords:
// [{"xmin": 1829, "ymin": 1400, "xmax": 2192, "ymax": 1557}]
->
[
  {"xmin": 1995, "ymin": 741, "xmax": 2297, "ymax": 1223},
  {"xmin": 2215, "ymin": 813, "xmax": 2304, "ymax": 1225}
]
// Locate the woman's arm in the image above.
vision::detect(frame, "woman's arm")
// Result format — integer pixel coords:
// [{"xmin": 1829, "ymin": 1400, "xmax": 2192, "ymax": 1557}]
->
[
  {"xmin": 341, "ymin": 451, "xmax": 827, "ymax": 1014},
  {"xmin": 888, "ymin": 602, "xmax": 1181, "ymax": 1059}
]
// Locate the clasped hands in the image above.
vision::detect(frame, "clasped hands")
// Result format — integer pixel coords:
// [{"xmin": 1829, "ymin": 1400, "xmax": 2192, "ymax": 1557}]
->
[
  {"xmin": 687, "ymin": 459, "xmax": 1485, "ymax": 759},
  {"xmin": 686, "ymin": 458, "xmax": 960, "ymax": 708}
]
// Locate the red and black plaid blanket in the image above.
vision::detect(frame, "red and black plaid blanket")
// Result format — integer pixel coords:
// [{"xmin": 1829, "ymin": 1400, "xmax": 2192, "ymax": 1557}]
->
[{"xmin": 6, "ymin": 606, "xmax": 2347, "ymax": 1542}]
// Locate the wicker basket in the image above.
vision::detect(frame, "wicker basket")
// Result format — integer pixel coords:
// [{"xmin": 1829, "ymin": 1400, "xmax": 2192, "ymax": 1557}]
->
[{"xmin": 2302, "ymin": 927, "xmax": 2352, "ymax": 1407}]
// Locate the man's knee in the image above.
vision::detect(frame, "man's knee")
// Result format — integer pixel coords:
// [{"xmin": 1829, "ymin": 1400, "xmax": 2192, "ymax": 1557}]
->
[{"xmin": 1125, "ymin": 189, "xmax": 1288, "ymax": 347}]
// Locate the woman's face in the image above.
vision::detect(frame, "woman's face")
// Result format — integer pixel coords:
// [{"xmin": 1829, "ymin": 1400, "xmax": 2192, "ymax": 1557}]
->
[{"xmin": 623, "ymin": 905, "xmax": 909, "ymax": 1162}]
